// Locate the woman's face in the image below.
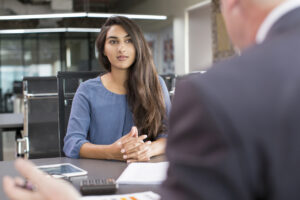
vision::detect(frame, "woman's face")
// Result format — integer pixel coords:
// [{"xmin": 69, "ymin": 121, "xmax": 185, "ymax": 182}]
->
[{"xmin": 104, "ymin": 25, "xmax": 136, "ymax": 71}]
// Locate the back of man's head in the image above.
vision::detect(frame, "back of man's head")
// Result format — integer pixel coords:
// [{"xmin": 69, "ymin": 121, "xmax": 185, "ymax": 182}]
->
[
  {"xmin": 252, "ymin": 0, "xmax": 285, "ymax": 7},
  {"xmin": 219, "ymin": 0, "xmax": 286, "ymax": 50}
]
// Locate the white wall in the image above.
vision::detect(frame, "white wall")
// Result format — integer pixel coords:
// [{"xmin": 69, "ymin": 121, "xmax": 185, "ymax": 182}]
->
[
  {"xmin": 127, "ymin": 0, "xmax": 206, "ymax": 75},
  {"xmin": 145, "ymin": 25, "xmax": 174, "ymax": 74},
  {"xmin": 187, "ymin": 1, "xmax": 212, "ymax": 72}
]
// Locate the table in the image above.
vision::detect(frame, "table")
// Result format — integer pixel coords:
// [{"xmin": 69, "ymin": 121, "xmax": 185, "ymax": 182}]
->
[
  {"xmin": 0, "ymin": 156, "xmax": 166, "ymax": 200},
  {"xmin": 0, "ymin": 113, "xmax": 23, "ymax": 161}
]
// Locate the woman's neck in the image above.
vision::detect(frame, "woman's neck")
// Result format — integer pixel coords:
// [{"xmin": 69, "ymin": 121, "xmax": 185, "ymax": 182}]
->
[
  {"xmin": 110, "ymin": 68, "xmax": 128, "ymax": 87},
  {"xmin": 102, "ymin": 69, "xmax": 128, "ymax": 95}
]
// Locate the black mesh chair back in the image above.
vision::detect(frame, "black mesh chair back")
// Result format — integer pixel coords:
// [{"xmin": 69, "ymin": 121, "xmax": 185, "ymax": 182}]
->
[
  {"xmin": 23, "ymin": 76, "xmax": 59, "ymax": 158},
  {"xmin": 57, "ymin": 71, "xmax": 104, "ymax": 156},
  {"xmin": 160, "ymin": 74, "xmax": 177, "ymax": 100},
  {"xmin": 160, "ymin": 74, "xmax": 176, "ymax": 92}
]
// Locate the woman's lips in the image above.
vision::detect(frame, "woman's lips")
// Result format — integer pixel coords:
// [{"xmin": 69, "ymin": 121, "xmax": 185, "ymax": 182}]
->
[{"xmin": 117, "ymin": 56, "xmax": 128, "ymax": 61}]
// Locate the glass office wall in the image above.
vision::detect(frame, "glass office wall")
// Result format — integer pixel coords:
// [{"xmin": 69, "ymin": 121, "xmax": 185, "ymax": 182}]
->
[
  {"xmin": 64, "ymin": 33, "xmax": 101, "ymax": 72},
  {"xmin": 0, "ymin": 36, "xmax": 23, "ymax": 112},
  {"xmin": 65, "ymin": 33, "xmax": 89, "ymax": 72},
  {"xmin": 0, "ymin": 32, "xmax": 100, "ymax": 113},
  {"xmin": 0, "ymin": 30, "xmax": 168, "ymax": 112},
  {"xmin": 0, "ymin": 36, "xmax": 23, "ymax": 95},
  {"xmin": 38, "ymin": 34, "xmax": 61, "ymax": 76}
]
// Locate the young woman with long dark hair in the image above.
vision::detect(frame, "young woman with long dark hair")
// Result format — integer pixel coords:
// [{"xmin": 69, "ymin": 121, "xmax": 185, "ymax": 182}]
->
[{"xmin": 63, "ymin": 16, "xmax": 171, "ymax": 162}]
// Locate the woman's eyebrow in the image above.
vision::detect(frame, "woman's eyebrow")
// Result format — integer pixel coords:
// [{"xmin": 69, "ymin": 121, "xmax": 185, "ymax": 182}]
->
[
  {"xmin": 107, "ymin": 36, "xmax": 118, "ymax": 39},
  {"xmin": 107, "ymin": 34, "xmax": 130, "ymax": 39}
]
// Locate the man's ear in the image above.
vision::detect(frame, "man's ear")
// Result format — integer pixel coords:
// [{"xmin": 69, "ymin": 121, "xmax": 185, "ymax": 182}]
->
[
  {"xmin": 225, "ymin": 0, "xmax": 241, "ymax": 12},
  {"xmin": 224, "ymin": 0, "xmax": 243, "ymax": 18}
]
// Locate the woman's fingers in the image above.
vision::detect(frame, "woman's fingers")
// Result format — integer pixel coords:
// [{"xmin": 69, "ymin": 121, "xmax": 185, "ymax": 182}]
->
[
  {"xmin": 121, "ymin": 134, "xmax": 146, "ymax": 147},
  {"xmin": 123, "ymin": 138, "xmax": 149, "ymax": 155},
  {"xmin": 126, "ymin": 153, "xmax": 150, "ymax": 163},
  {"xmin": 121, "ymin": 135, "xmax": 147, "ymax": 153},
  {"xmin": 124, "ymin": 142, "xmax": 151, "ymax": 160},
  {"xmin": 123, "ymin": 126, "xmax": 138, "ymax": 138}
]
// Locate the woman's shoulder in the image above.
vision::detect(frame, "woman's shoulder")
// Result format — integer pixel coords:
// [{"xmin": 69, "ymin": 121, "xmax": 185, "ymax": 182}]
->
[
  {"xmin": 75, "ymin": 76, "xmax": 102, "ymax": 95},
  {"xmin": 157, "ymin": 75, "xmax": 168, "ymax": 89},
  {"xmin": 158, "ymin": 75, "xmax": 164, "ymax": 82},
  {"xmin": 83, "ymin": 76, "xmax": 100, "ymax": 85},
  {"xmin": 79, "ymin": 76, "xmax": 101, "ymax": 89}
]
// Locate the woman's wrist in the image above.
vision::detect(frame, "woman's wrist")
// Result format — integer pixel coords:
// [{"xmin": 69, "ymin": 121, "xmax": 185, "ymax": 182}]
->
[
  {"xmin": 103, "ymin": 144, "xmax": 113, "ymax": 160},
  {"xmin": 106, "ymin": 144, "xmax": 122, "ymax": 160},
  {"xmin": 150, "ymin": 138, "xmax": 166, "ymax": 157},
  {"xmin": 80, "ymin": 143, "xmax": 117, "ymax": 160},
  {"xmin": 149, "ymin": 142, "xmax": 156, "ymax": 158}
]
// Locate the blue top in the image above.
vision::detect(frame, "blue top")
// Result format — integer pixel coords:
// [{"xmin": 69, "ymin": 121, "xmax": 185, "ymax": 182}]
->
[{"xmin": 63, "ymin": 76, "xmax": 171, "ymax": 158}]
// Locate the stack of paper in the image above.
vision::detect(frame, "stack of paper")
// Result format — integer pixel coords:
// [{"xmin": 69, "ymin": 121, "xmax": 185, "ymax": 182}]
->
[
  {"xmin": 81, "ymin": 191, "xmax": 160, "ymax": 200},
  {"xmin": 116, "ymin": 162, "xmax": 169, "ymax": 185}
]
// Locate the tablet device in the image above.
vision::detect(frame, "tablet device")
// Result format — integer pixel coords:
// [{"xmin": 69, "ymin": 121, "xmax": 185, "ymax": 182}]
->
[{"xmin": 37, "ymin": 163, "xmax": 88, "ymax": 177}]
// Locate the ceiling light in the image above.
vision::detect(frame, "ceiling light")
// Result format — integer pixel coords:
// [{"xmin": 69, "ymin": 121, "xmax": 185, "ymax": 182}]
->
[
  {"xmin": 0, "ymin": 12, "xmax": 167, "ymax": 20},
  {"xmin": 0, "ymin": 28, "xmax": 101, "ymax": 34},
  {"xmin": 0, "ymin": 13, "xmax": 87, "ymax": 20},
  {"xmin": 87, "ymin": 13, "xmax": 167, "ymax": 20}
]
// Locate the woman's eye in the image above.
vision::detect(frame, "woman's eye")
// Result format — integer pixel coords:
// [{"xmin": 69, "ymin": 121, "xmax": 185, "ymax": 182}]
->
[
  {"xmin": 125, "ymin": 39, "xmax": 133, "ymax": 43},
  {"xmin": 109, "ymin": 40, "xmax": 117, "ymax": 44}
]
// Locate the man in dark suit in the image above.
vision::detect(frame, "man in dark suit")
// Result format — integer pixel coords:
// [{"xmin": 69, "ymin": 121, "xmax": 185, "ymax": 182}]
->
[{"xmin": 162, "ymin": 0, "xmax": 300, "ymax": 199}]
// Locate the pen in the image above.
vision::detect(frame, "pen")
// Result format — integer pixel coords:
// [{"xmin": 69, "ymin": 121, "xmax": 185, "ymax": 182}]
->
[{"xmin": 16, "ymin": 180, "xmax": 35, "ymax": 191}]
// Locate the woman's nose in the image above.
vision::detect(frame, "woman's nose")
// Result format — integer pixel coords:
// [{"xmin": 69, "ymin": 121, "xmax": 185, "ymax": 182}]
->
[{"xmin": 118, "ymin": 43, "xmax": 126, "ymax": 52}]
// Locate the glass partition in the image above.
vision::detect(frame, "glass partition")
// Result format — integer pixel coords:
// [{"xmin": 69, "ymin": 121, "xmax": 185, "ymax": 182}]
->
[{"xmin": 0, "ymin": 32, "xmax": 101, "ymax": 112}]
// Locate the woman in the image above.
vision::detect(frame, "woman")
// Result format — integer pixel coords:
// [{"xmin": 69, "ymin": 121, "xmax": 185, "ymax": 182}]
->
[{"xmin": 63, "ymin": 16, "xmax": 171, "ymax": 162}]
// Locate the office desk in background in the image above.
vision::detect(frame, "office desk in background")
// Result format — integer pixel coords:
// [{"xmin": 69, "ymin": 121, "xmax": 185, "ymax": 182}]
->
[
  {"xmin": 0, "ymin": 156, "xmax": 165, "ymax": 200},
  {"xmin": 0, "ymin": 113, "xmax": 23, "ymax": 161}
]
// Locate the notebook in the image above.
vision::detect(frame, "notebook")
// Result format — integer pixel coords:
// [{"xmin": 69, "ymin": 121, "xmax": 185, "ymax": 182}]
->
[{"xmin": 116, "ymin": 162, "xmax": 169, "ymax": 185}]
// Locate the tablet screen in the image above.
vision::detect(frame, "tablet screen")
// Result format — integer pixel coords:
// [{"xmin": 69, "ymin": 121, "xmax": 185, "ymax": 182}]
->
[{"xmin": 38, "ymin": 163, "xmax": 87, "ymax": 177}]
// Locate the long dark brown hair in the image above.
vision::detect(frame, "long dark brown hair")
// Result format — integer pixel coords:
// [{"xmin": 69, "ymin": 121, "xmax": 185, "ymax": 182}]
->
[{"xmin": 96, "ymin": 16, "xmax": 166, "ymax": 140}]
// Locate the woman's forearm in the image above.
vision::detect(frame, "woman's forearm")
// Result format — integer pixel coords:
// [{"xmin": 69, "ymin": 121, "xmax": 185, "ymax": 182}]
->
[
  {"xmin": 150, "ymin": 138, "xmax": 166, "ymax": 157},
  {"xmin": 79, "ymin": 143, "xmax": 115, "ymax": 160}
]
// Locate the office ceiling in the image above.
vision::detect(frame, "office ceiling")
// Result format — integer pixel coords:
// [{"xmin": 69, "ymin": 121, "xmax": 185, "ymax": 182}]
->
[
  {"xmin": 1, "ymin": 0, "xmax": 170, "ymax": 32},
  {"xmin": 16, "ymin": 0, "xmax": 146, "ymax": 12},
  {"xmin": 74, "ymin": 0, "xmax": 146, "ymax": 12}
]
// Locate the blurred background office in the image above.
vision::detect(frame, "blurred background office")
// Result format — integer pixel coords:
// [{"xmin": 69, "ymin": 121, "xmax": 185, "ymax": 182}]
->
[{"xmin": 0, "ymin": 0, "xmax": 234, "ymax": 160}]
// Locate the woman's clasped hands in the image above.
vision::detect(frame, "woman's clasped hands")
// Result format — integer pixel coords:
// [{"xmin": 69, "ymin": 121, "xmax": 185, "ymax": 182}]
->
[{"xmin": 111, "ymin": 126, "xmax": 152, "ymax": 163}]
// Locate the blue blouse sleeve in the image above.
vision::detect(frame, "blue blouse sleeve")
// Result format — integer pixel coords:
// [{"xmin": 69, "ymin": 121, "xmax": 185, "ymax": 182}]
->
[
  {"xmin": 63, "ymin": 83, "xmax": 91, "ymax": 158},
  {"xmin": 156, "ymin": 76, "xmax": 171, "ymax": 139}
]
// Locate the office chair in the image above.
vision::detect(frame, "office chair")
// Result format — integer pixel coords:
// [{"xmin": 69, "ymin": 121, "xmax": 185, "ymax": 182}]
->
[
  {"xmin": 160, "ymin": 73, "xmax": 176, "ymax": 100},
  {"xmin": 57, "ymin": 71, "xmax": 104, "ymax": 156},
  {"xmin": 20, "ymin": 76, "xmax": 60, "ymax": 159}
]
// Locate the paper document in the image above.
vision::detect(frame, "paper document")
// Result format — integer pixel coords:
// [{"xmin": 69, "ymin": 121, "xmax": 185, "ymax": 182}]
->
[
  {"xmin": 81, "ymin": 191, "xmax": 160, "ymax": 200},
  {"xmin": 116, "ymin": 161, "xmax": 169, "ymax": 185}
]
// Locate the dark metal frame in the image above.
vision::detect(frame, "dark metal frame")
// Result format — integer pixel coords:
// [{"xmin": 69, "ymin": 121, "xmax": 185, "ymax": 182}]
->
[{"xmin": 22, "ymin": 76, "xmax": 59, "ymax": 159}]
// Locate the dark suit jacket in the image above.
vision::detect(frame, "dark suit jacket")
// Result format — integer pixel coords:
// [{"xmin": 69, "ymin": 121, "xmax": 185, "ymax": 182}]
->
[{"xmin": 162, "ymin": 7, "xmax": 300, "ymax": 200}]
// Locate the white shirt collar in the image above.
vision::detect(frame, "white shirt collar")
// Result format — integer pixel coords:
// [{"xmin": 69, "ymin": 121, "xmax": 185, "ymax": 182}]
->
[{"xmin": 256, "ymin": 0, "xmax": 300, "ymax": 44}]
